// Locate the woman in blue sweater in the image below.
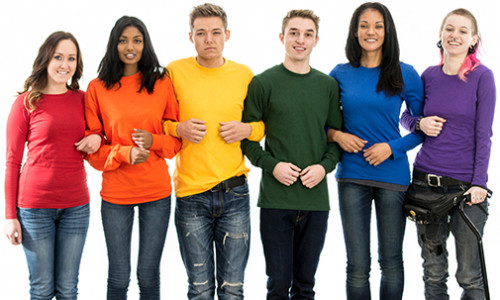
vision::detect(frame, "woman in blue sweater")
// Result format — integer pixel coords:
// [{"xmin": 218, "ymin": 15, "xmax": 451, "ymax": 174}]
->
[{"xmin": 327, "ymin": 2, "xmax": 423, "ymax": 299}]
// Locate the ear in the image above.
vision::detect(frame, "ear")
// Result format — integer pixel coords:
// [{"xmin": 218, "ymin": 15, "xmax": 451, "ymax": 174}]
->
[
  {"xmin": 279, "ymin": 33, "xmax": 284, "ymax": 44},
  {"xmin": 314, "ymin": 36, "xmax": 319, "ymax": 47},
  {"xmin": 189, "ymin": 32, "xmax": 194, "ymax": 44},
  {"xmin": 471, "ymin": 35, "xmax": 479, "ymax": 46},
  {"xmin": 225, "ymin": 29, "xmax": 231, "ymax": 41}
]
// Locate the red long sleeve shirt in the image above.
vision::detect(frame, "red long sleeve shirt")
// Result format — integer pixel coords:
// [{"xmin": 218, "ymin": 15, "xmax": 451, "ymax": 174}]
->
[{"xmin": 5, "ymin": 90, "xmax": 90, "ymax": 219}]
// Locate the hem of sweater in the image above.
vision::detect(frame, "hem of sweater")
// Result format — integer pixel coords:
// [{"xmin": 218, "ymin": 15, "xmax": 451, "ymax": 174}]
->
[
  {"xmin": 16, "ymin": 199, "xmax": 90, "ymax": 210},
  {"xmin": 101, "ymin": 191, "xmax": 172, "ymax": 205},
  {"xmin": 174, "ymin": 170, "xmax": 249, "ymax": 198},
  {"xmin": 257, "ymin": 202, "xmax": 330, "ymax": 212},
  {"xmin": 336, "ymin": 178, "xmax": 408, "ymax": 192}
]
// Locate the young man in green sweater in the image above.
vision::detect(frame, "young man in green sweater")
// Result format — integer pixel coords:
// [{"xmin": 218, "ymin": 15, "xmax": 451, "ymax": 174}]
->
[{"xmin": 241, "ymin": 9, "xmax": 342, "ymax": 299}]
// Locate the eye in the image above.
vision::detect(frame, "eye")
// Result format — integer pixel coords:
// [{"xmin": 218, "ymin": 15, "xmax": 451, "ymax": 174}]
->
[
  {"xmin": 306, "ymin": 33, "xmax": 313, "ymax": 37},
  {"xmin": 196, "ymin": 32, "xmax": 205, "ymax": 36},
  {"xmin": 213, "ymin": 31, "xmax": 222, "ymax": 35},
  {"xmin": 134, "ymin": 38, "xmax": 143, "ymax": 44},
  {"xmin": 54, "ymin": 55, "xmax": 62, "ymax": 60},
  {"xmin": 68, "ymin": 57, "xmax": 76, "ymax": 62},
  {"xmin": 119, "ymin": 39, "xmax": 127, "ymax": 44},
  {"xmin": 375, "ymin": 25, "xmax": 384, "ymax": 30},
  {"xmin": 359, "ymin": 24, "xmax": 368, "ymax": 29}
]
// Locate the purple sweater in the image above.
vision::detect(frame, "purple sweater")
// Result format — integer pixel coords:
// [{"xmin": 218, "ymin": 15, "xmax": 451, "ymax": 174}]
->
[{"xmin": 401, "ymin": 64, "xmax": 496, "ymax": 187}]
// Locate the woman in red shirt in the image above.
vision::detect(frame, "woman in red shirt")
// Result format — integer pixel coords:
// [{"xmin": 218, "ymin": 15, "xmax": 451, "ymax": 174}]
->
[{"xmin": 4, "ymin": 31, "xmax": 100, "ymax": 299}]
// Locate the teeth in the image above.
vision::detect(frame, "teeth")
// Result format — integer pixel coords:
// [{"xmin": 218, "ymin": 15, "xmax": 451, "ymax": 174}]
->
[{"xmin": 126, "ymin": 54, "xmax": 135, "ymax": 59}]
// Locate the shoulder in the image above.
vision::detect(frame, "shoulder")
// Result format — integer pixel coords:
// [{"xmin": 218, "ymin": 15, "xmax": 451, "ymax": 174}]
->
[
  {"xmin": 167, "ymin": 57, "xmax": 194, "ymax": 72},
  {"xmin": 225, "ymin": 59, "xmax": 253, "ymax": 75}
]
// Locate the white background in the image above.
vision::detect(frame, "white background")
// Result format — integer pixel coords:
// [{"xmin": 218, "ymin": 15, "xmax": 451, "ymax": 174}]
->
[{"xmin": 1, "ymin": 0, "xmax": 499, "ymax": 299}]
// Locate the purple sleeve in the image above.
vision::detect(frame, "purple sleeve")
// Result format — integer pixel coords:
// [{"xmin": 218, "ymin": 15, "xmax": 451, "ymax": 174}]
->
[{"xmin": 471, "ymin": 69, "xmax": 496, "ymax": 187}]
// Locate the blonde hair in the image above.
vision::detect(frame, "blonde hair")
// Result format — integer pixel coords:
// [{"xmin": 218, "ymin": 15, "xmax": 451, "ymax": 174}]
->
[
  {"xmin": 281, "ymin": 9, "xmax": 320, "ymax": 36},
  {"xmin": 189, "ymin": 3, "xmax": 228, "ymax": 32}
]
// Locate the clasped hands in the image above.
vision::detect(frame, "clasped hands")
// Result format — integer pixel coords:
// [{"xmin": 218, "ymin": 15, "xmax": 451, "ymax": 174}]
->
[
  {"xmin": 273, "ymin": 162, "xmax": 326, "ymax": 189},
  {"xmin": 176, "ymin": 118, "xmax": 251, "ymax": 144}
]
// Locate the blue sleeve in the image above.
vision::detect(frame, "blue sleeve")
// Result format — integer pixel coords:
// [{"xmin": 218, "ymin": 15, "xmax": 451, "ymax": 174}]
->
[{"xmin": 387, "ymin": 64, "xmax": 424, "ymax": 159}]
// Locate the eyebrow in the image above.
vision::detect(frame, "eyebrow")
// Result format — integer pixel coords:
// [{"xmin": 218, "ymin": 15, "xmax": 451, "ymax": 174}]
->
[
  {"xmin": 359, "ymin": 20, "xmax": 384, "ymax": 24},
  {"xmin": 289, "ymin": 27, "xmax": 316, "ymax": 33}
]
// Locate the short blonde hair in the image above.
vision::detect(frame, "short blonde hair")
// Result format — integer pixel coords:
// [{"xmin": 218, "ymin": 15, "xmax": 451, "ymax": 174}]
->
[
  {"xmin": 189, "ymin": 3, "xmax": 228, "ymax": 32},
  {"xmin": 281, "ymin": 9, "xmax": 320, "ymax": 36}
]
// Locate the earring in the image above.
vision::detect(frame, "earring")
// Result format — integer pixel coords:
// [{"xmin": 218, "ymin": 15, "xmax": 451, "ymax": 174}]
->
[
  {"xmin": 468, "ymin": 44, "xmax": 477, "ymax": 54},
  {"xmin": 436, "ymin": 40, "xmax": 442, "ymax": 48}
]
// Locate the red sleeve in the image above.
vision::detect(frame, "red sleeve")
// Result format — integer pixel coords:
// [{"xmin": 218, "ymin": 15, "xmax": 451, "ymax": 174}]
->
[{"xmin": 4, "ymin": 95, "xmax": 29, "ymax": 219}]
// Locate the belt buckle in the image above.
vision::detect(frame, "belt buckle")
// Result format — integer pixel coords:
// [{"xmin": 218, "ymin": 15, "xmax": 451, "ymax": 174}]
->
[{"xmin": 427, "ymin": 174, "xmax": 441, "ymax": 187}]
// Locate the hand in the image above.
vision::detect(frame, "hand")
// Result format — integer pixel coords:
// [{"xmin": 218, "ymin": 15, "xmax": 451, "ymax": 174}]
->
[
  {"xmin": 219, "ymin": 121, "xmax": 252, "ymax": 144},
  {"xmin": 132, "ymin": 129, "xmax": 153, "ymax": 149},
  {"xmin": 75, "ymin": 134, "xmax": 102, "ymax": 154},
  {"xmin": 464, "ymin": 186, "xmax": 488, "ymax": 206},
  {"xmin": 273, "ymin": 162, "xmax": 301, "ymax": 186},
  {"xmin": 5, "ymin": 219, "xmax": 22, "ymax": 245},
  {"xmin": 300, "ymin": 164, "xmax": 326, "ymax": 189},
  {"xmin": 363, "ymin": 143, "xmax": 392, "ymax": 166},
  {"xmin": 130, "ymin": 147, "xmax": 149, "ymax": 165},
  {"xmin": 329, "ymin": 129, "xmax": 367, "ymax": 153},
  {"xmin": 420, "ymin": 116, "xmax": 446, "ymax": 137},
  {"xmin": 176, "ymin": 118, "xmax": 207, "ymax": 143}
]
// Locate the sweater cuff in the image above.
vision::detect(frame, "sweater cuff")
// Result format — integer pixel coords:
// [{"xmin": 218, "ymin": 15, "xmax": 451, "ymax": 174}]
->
[
  {"xmin": 247, "ymin": 121, "xmax": 265, "ymax": 142},
  {"xmin": 262, "ymin": 156, "xmax": 280, "ymax": 174},
  {"xmin": 163, "ymin": 120, "xmax": 180, "ymax": 138},
  {"xmin": 150, "ymin": 133, "xmax": 162, "ymax": 151}
]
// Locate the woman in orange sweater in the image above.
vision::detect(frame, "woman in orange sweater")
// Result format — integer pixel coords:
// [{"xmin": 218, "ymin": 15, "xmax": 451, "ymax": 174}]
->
[{"xmin": 85, "ymin": 16, "xmax": 180, "ymax": 299}]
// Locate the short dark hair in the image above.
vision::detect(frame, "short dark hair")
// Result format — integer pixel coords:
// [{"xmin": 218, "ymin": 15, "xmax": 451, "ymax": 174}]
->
[
  {"xmin": 98, "ymin": 16, "xmax": 164, "ymax": 94},
  {"xmin": 21, "ymin": 31, "xmax": 83, "ymax": 111},
  {"xmin": 346, "ymin": 2, "xmax": 403, "ymax": 96},
  {"xmin": 189, "ymin": 3, "xmax": 228, "ymax": 32}
]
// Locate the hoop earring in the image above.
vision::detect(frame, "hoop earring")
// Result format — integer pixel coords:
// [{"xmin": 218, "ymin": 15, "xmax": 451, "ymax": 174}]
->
[
  {"xmin": 436, "ymin": 40, "xmax": 442, "ymax": 48},
  {"xmin": 468, "ymin": 44, "xmax": 477, "ymax": 54}
]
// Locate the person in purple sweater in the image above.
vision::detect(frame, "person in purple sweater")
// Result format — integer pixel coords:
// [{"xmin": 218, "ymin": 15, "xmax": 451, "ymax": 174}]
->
[{"xmin": 401, "ymin": 8, "xmax": 496, "ymax": 299}]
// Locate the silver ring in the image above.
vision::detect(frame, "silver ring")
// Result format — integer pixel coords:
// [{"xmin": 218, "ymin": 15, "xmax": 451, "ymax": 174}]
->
[{"xmin": 367, "ymin": 158, "xmax": 371, "ymax": 162}]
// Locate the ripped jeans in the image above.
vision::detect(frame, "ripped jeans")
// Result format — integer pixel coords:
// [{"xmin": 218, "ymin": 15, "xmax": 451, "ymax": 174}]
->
[{"xmin": 175, "ymin": 182, "xmax": 250, "ymax": 300}]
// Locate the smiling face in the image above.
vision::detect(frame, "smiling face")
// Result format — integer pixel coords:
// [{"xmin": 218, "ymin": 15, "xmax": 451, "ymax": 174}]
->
[
  {"xmin": 440, "ymin": 14, "xmax": 478, "ymax": 58},
  {"xmin": 357, "ymin": 9, "xmax": 385, "ymax": 57},
  {"xmin": 117, "ymin": 26, "xmax": 144, "ymax": 75},
  {"xmin": 280, "ymin": 17, "xmax": 318, "ymax": 67},
  {"xmin": 46, "ymin": 39, "xmax": 77, "ymax": 90},
  {"xmin": 189, "ymin": 16, "xmax": 229, "ymax": 68}
]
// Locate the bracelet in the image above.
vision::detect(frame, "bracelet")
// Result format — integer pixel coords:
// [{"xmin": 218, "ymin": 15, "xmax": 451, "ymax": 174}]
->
[{"xmin": 415, "ymin": 116, "xmax": 424, "ymax": 132}]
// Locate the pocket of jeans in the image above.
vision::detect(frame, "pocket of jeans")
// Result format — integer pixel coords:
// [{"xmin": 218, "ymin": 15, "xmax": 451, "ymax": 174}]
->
[{"xmin": 229, "ymin": 184, "xmax": 249, "ymax": 197}]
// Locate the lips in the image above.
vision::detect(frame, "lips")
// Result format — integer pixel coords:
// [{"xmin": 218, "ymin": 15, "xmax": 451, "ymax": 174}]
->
[{"xmin": 125, "ymin": 53, "xmax": 136, "ymax": 59}]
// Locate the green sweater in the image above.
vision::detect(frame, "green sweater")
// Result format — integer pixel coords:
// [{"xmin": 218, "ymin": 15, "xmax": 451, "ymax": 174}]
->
[{"xmin": 241, "ymin": 64, "xmax": 342, "ymax": 211}]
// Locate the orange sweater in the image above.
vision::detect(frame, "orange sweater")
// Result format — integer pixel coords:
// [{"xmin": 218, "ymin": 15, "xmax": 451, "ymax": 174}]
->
[{"xmin": 85, "ymin": 73, "xmax": 181, "ymax": 205}]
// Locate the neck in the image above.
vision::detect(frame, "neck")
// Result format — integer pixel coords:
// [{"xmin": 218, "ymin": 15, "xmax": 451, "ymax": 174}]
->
[
  {"xmin": 360, "ymin": 51, "xmax": 382, "ymax": 68},
  {"xmin": 283, "ymin": 56, "xmax": 311, "ymax": 74},
  {"xmin": 442, "ymin": 54, "xmax": 466, "ymax": 75},
  {"xmin": 42, "ymin": 83, "xmax": 68, "ymax": 95},
  {"xmin": 196, "ymin": 56, "xmax": 225, "ymax": 68},
  {"xmin": 123, "ymin": 65, "xmax": 138, "ymax": 76}
]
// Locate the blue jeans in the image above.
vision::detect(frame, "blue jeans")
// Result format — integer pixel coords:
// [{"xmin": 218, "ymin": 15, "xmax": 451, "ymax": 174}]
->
[
  {"xmin": 338, "ymin": 182, "xmax": 406, "ymax": 300},
  {"xmin": 175, "ymin": 182, "xmax": 250, "ymax": 300},
  {"xmin": 260, "ymin": 208, "xmax": 329, "ymax": 300},
  {"xmin": 413, "ymin": 179, "xmax": 488, "ymax": 300},
  {"xmin": 18, "ymin": 203, "xmax": 90, "ymax": 300},
  {"xmin": 101, "ymin": 196, "xmax": 171, "ymax": 300}
]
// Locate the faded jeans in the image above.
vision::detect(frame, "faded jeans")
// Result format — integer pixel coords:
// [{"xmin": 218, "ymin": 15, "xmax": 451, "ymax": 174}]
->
[
  {"xmin": 175, "ymin": 182, "xmax": 250, "ymax": 300},
  {"xmin": 19, "ymin": 203, "xmax": 90, "ymax": 300}
]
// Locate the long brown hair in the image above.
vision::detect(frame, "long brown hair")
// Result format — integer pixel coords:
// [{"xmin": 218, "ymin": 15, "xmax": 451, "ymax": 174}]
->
[{"xmin": 21, "ymin": 31, "xmax": 83, "ymax": 111}]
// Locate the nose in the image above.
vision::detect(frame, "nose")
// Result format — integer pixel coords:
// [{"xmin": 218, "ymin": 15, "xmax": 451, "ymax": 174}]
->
[{"xmin": 126, "ymin": 41, "xmax": 134, "ymax": 51}]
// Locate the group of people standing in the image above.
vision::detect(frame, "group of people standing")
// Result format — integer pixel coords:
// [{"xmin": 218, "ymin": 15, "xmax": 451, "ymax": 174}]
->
[{"xmin": 4, "ymin": 2, "xmax": 495, "ymax": 300}]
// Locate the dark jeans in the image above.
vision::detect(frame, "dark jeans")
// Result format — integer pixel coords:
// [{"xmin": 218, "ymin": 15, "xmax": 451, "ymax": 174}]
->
[
  {"xmin": 101, "ymin": 196, "xmax": 171, "ymax": 300},
  {"xmin": 338, "ymin": 182, "xmax": 406, "ymax": 300},
  {"xmin": 260, "ymin": 208, "xmax": 329, "ymax": 300},
  {"xmin": 412, "ymin": 179, "xmax": 488, "ymax": 300},
  {"xmin": 175, "ymin": 183, "xmax": 250, "ymax": 300}
]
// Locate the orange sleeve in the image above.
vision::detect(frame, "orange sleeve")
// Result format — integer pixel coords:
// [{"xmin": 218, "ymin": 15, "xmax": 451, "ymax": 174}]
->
[
  {"xmin": 84, "ymin": 81, "xmax": 132, "ymax": 170},
  {"xmin": 150, "ymin": 78, "xmax": 181, "ymax": 158}
]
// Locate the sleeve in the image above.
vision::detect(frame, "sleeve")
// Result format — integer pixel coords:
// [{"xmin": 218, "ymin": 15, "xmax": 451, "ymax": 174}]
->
[
  {"xmin": 320, "ymin": 79, "xmax": 343, "ymax": 173},
  {"xmin": 241, "ymin": 77, "xmax": 280, "ymax": 173},
  {"xmin": 387, "ymin": 65, "xmax": 424, "ymax": 159},
  {"xmin": 4, "ymin": 96, "xmax": 29, "ymax": 219},
  {"xmin": 400, "ymin": 71, "xmax": 427, "ymax": 134},
  {"xmin": 149, "ymin": 78, "xmax": 181, "ymax": 159},
  {"xmin": 84, "ymin": 81, "xmax": 132, "ymax": 171},
  {"xmin": 247, "ymin": 121, "xmax": 265, "ymax": 142},
  {"xmin": 471, "ymin": 69, "xmax": 496, "ymax": 187}
]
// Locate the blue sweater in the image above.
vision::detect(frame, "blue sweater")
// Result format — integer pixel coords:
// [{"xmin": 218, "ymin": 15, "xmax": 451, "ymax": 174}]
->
[{"xmin": 330, "ymin": 62, "xmax": 423, "ymax": 186}]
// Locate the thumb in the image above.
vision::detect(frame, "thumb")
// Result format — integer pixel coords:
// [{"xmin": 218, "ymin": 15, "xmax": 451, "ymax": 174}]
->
[{"xmin": 134, "ymin": 128, "xmax": 145, "ymax": 133}]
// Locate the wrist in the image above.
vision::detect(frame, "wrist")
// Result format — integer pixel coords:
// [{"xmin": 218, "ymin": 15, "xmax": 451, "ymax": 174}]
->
[{"xmin": 415, "ymin": 116, "xmax": 424, "ymax": 132}]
